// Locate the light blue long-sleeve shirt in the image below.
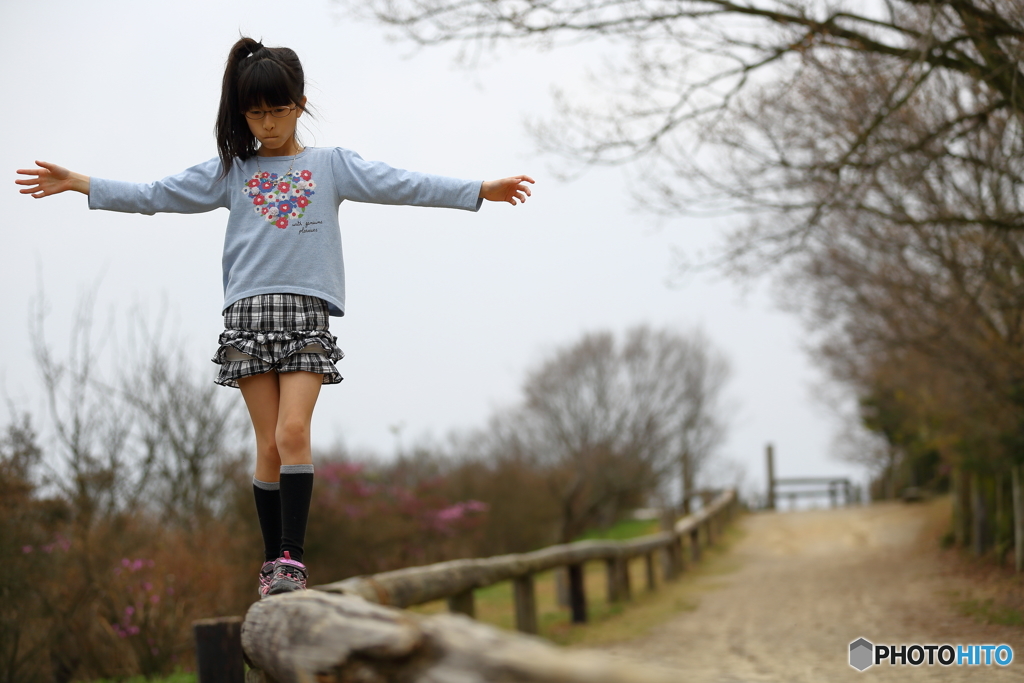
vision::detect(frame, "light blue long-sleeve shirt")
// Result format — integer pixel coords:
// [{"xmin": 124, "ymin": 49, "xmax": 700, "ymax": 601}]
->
[{"xmin": 88, "ymin": 147, "xmax": 483, "ymax": 316}]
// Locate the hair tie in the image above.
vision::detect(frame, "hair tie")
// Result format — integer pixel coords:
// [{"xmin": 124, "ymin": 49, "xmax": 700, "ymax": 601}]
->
[{"xmin": 246, "ymin": 42, "xmax": 265, "ymax": 58}]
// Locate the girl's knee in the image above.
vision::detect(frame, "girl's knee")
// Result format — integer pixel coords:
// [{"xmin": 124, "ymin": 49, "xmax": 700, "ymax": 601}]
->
[{"xmin": 275, "ymin": 420, "xmax": 310, "ymax": 454}]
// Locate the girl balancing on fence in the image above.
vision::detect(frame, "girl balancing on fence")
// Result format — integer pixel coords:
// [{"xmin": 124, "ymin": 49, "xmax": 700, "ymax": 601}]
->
[{"xmin": 16, "ymin": 37, "xmax": 534, "ymax": 599}]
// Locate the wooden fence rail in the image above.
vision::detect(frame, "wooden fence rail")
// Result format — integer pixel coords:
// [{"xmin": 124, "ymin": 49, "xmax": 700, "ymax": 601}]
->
[
  {"xmin": 198, "ymin": 490, "xmax": 739, "ymax": 682},
  {"xmin": 315, "ymin": 489, "xmax": 737, "ymax": 632}
]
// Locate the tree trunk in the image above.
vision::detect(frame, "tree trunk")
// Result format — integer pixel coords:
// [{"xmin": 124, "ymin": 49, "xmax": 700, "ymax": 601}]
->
[
  {"xmin": 953, "ymin": 467, "xmax": 967, "ymax": 547},
  {"xmin": 1012, "ymin": 464, "xmax": 1023, "ymax": 573},
  {"xmin": 971, "ymin": 472, "xmax": 987, "ymax": 557},
  {"xmin": 996, "ymin": 473, "xmax": 1006, "ymax": 564}
]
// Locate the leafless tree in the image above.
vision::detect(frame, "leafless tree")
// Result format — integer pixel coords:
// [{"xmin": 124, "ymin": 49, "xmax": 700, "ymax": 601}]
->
[
  {"xmin": 123, "ymin": 341, "xmax": 246, "ymax": 531},
  {"xmin": 346, "ymin": 1, "xmax": 1024, "ymax": 261},
  {"xmin": 492, "ymin": 325, "xmax": 729, "ymax": 542},
  {"xmin": 30, "ymin": 290, "xmax": 246, "ymax": 531},
  {"xmin": 30, "ymin": 289, "xmax": 138, "ymax": 528}
]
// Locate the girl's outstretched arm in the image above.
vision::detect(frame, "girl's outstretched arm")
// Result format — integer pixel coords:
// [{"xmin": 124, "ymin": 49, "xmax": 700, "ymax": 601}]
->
[
  {"xmin": 479, "ymin": 175, "xmax": 535, "ymax": 206},
  {"xmin": 16, "ymin": 161, "xmax": 90, "ymax": 198}
]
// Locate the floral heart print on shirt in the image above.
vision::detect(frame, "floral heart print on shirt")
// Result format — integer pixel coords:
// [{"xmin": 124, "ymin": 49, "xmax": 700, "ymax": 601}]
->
[{"xmin": 242, "ymin": 170, "xmax": 316, "ymax": 229}]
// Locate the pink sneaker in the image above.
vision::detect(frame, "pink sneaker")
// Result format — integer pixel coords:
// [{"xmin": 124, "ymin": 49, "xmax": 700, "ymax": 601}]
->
[
  {"xmin": 267, "ymin": 551, "xmax": 308, "ymax": 596},
  {"xmin": 258, "ymin": 560, "xmax": 275, "ymax": 599}
]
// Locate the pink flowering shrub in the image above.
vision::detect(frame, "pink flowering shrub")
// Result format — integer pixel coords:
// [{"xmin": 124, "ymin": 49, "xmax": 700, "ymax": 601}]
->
[{"xmin": 307, "ymin": 459, "xmax": 489, "ymax": 580}]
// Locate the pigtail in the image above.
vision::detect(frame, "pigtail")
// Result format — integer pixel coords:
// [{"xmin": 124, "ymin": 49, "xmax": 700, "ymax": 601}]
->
[{"xmin": 215, "ymin": 37, "xmax": 309, "ymax": 178}]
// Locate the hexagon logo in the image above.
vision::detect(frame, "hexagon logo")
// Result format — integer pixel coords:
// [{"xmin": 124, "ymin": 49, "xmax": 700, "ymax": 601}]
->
[{"xmin": 850, "ymin": 638, "xmax": 874, "ymax": 671}]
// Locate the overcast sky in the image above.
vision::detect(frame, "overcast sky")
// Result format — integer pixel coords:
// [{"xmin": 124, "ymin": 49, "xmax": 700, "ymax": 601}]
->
[{"xmin": 2, "ymin": 0, "xmax": 867, "ymax": 499}]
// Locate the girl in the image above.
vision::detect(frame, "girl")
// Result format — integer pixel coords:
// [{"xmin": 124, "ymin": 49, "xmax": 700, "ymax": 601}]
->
[{"xmin": 16, "ymin": 37, "xmax": 534, "ymax": 599}]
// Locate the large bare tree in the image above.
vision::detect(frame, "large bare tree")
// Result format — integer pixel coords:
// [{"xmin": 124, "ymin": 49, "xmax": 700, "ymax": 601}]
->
[
  {"xmin": 346, "ymin": 1, "xmax": 1024, "ymax": 259},
  {"xmin": 492, "ymin": 324, "xmax": 729, "ymax": 542}
]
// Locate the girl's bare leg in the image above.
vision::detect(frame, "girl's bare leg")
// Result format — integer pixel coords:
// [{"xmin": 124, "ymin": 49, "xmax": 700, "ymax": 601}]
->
[
  {"xmin": 238, "ymin": 372, "xmax": 283, "ymax": 482},
  {"xmin": 240, "ymin": 369, "xmax": 323, "ymax": 577},
  {"xmin": 275, "ymin": 371, "xmax": 323, "ymax": 466},
  {"xmin": 238, "ymin": 370, "xmax": 323, "ymax": 472}
]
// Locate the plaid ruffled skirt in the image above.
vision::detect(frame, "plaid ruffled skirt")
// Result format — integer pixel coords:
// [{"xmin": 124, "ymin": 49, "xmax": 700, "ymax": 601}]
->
[{"xmin": 212, "ymin": 294, "xmax": 343, "ymax": 388}]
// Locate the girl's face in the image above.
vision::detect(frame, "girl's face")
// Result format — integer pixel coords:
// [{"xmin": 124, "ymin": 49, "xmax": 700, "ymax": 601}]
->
[{"xmin": 246, "ymin": 96, "xmax": 307, "ymax": 157}]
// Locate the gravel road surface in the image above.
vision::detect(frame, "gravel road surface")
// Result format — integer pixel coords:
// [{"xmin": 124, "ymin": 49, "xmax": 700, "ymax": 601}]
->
[{"xmin": 600, "ymin": 502, "xmax": 1024, "ymax": 682}]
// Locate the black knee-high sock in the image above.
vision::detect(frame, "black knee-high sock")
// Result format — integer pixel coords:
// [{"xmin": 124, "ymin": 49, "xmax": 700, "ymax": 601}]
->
[
  {"xmin": 280, "ymin": 464, "xmax": 314, "ymax": 563},
  {"xmin": 252, "ymin": 478, "xmax": 282, "ymax": 563}
]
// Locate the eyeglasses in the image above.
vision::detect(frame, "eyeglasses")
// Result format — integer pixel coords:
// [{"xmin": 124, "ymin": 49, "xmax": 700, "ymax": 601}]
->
[{"xmin": 244, "ymin": 105, "xmax": 297, "ymax": 120}]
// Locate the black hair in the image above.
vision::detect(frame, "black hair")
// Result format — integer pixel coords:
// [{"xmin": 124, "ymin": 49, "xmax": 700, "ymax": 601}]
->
[{"xmin": 216, "ymin": 37, "xmax": 309, "ymax": 176}]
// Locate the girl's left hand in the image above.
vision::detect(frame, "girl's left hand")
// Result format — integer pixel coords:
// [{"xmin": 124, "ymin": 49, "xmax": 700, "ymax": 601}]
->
[{"xmin": 480, "ymin": 175, "xmax": 535, "ymax": 205}]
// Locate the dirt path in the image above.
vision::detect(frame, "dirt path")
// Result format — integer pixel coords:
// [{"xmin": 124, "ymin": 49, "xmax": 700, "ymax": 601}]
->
[{"xmin": 598, "ymin": 501, "xmax": 1024, "ymax": 681}]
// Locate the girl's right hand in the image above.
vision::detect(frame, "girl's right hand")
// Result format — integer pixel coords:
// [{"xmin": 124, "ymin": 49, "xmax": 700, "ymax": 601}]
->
[{"xmin": 16, "ymin": 161, "xmax": 90, "ymax": 197}]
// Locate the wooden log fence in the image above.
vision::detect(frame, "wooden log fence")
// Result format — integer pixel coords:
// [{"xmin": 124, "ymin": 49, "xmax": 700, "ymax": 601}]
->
[
  {"xmin": 316, "ymin": 489, "xmax": 738, "ymax": 628},
  {"xmin": 241, "ymin": 591, "xmax": 678, "ymax": 683},
  {"xmin": 200, "ymin": 489, "xmax": 739, "ymax": 682}
]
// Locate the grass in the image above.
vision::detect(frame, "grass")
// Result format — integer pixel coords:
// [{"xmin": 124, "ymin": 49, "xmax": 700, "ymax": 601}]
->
[
  {"xmin": 90, "ymin": 673, "xmax": 195, "ymax": 683},
  {"xmin": 409, "ymin": 517, "xmax": 746, "ymax": 648},
  {"xmin": 954, "ymin": 596, "xmax": 1024, "ymax": 627},
  {"xmin": 574, "ymin": 518, "xmax": 662, "ymax": 541}
]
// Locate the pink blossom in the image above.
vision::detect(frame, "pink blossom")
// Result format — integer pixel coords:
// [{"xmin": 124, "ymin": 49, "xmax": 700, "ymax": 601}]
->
[
  {"xmin": 150, "ymin": 594, "xmax": 160, "ymax": 604},
  {"xmin": 21, "ymin": 545, "xmax": 32, "ymax": 554},
  {"xmin": 125, "ymin": 606, "xmax": 135, "ymax": 617}
]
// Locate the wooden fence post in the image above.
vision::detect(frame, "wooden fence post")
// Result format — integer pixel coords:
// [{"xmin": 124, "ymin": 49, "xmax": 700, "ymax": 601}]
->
[
  {"xmin": 193, "ymin": 616, "xmax": 244, "ymax": 683},
  {"xmin": 447, "ymin": 589, "xmax": 475, "ymax": 618},
  {"xmin": 605, "ymin": 559, "xmax": 620, "ymax": 603},
  {"xmin": 660, "ymin": 542, "xmax": 676, "ymax": 581},
  {"xmin": 690, "ymin": 527, "xmax": 701, "ymax": 563},
  {"xmin": 568, "ymin": 563, "xmax": 587, "ymax": 624},
  {"xmin": 513, "ymin": 574, "xmax": 538, "ymax": 634},
  {"xmin": 618, "ymin": 557, "xmax": 631, "ymax": 602},
  {"xmin": 644, "ymin": 552, "xmax": 656, "ymax": 591},
  {"xmin": 766, "ymin": 443, "xmax": 776, "ymax": 510}
]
